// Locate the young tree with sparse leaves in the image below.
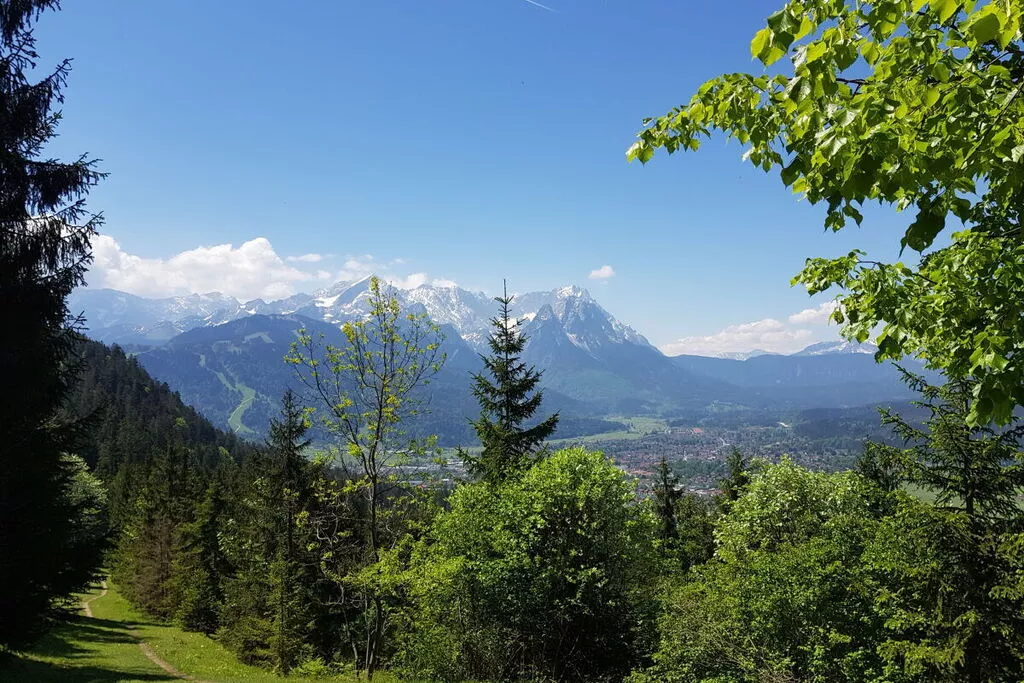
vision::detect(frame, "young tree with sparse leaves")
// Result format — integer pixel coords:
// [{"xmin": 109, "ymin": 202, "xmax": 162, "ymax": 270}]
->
[{"xmin": 286, "ymin": 276, "xmax": 444, "ymax": 679}]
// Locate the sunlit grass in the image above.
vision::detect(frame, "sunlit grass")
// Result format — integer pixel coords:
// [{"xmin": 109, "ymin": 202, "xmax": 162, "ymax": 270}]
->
[{"xmin": 0, "ymin": 580, "xmax": 392, "ymax": 682}]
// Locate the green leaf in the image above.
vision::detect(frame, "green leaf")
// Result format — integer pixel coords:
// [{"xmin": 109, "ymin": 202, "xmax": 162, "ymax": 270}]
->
[
  {"xmin": 924, "ymin": 87, "xmax": 940, "ymax": 107},
  {"xmin": 804, "ymin": 41, "xmax": 827, "ymax": 65},
  {"xmin": 751, "ymin": 28, "xmax": 772, "ymax": 61},
  {"xmin": 902, "ymin": 207, "xmax": 946, "ymax": 252},
  {"xmin": 795, "ymin": 16, "xmax": 815, "ymax": 40},
  {"xmin": 998, "ymin": 14, "xmax": 1019, "ymax": 48},
  {"xmin": 862, "ymin": 41, "xmax": 881, "ymax": 65},
  {"xmin": 932, "ymin": 0, "xmax": 960, "ymax": 24},
  {"xmin": 965, "ymin": 5, "xmax": 1004, "ymax": 45}
]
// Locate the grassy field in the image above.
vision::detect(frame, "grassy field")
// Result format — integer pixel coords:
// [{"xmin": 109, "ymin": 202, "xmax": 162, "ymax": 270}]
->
[
  {"xmin": 549, "ymin": 416, "xmax": 671, "ymax": 445},
  {"xmin": 0, "ymin": 580, "xmax": 379, "ymax": 682}
]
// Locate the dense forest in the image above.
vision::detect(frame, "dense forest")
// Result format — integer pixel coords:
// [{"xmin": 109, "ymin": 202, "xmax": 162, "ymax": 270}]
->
[{"xmin": 4, "ymin": 1, "xmax": 1024, "ymax": 682}]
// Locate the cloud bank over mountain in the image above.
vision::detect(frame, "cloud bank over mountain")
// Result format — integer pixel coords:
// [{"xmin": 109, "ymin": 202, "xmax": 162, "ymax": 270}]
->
[
  {"xmin": 659, "ymin": 300, "xmax": 842, "ymax": 357},
  {"xmin": 87, "ymin": 234, "xmax": 844, "ymax": 356},
  {"xmin": 89, "ymin": 235, "xmax": 453, "ymax": 301}
]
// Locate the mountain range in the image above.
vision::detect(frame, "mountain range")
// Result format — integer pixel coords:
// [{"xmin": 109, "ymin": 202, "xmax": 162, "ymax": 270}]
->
[{"xmin": 69, "ymin": 279, "xmax": 922, "ymax": 443}]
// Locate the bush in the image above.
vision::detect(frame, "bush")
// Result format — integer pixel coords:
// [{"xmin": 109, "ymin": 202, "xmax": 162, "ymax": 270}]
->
[{"xmin": 400, "ymin": 447, "xmax": 657, "ymax": 682}]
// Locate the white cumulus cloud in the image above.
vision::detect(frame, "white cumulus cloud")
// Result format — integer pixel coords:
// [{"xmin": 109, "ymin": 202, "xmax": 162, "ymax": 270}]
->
[
  {"xmin": 660, "ymin": 318, "xmax": 815, "ymax": 357},
  {"xmin": 788, "ymin": 300, "xmax": 840, "ymax": 325},
  {"xmin": 588, "ymin": 265, "xmax": 615, "ymax": 280},
  {"xmin": 89, "ymin": 235, "xmax": 458, "ymax": 301},
  {"xmin": 286, "ymin": 253, "xmax": 325, "ymax": 263},
  {"xmin": 90, "ymin": 235, "xmax": 316, "ymax": 301},
  {"xmin": 660, "ymin": 299, "xmax": 846, "ymax": 357}
]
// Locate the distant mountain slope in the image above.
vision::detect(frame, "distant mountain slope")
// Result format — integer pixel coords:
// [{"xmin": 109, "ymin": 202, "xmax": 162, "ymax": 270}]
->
[
  {"xmin": 521, "ymin": 304, "xmax": 739, "ymax": 414},
  {"xmin": 792, "ymin": 340, "xmax": 878, "ymax": 356},
  {"xmin": 71, "ymin": 281, "xmax": 935, "ymax": 438},
  {"xmin": 70, "ymin": 278, "xmax": 653, "ymax": 355},
  {"xmin": 670, "ymin": 347, "xmax": 933, "ymax": 408},
  {"xmin": 131, "ymin": 314, "xmax": 625, "ymax": 445},
  {"xmin": 67, "ymin": 340, "xmax": 256, "ymax": 478}
]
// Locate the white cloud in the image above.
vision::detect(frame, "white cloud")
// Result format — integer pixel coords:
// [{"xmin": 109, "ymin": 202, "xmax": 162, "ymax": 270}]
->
[
  {"xmin": 660, "ymin": 318, "xmax": 816, "ymax": 357},
  {"xmin": 390, "ymin": 273, "xmax": 428, "ymax": 290},
  {"xmin": 90, "ymin": 235, "xmax": 316, "ymax": 301},
  {"xmin": 788, "ymin": 300, "xmax": 840, "ymax": 325},
  {"xmin": 432, "ymin": 278, "xmax": 458, "ymax": 288},
  {"xmin": 588, "ymin": 264, "xmax": 615, "ymax": 280},
  {"xmin": 286, "ymin": 253, "xmax": 324, "ymax": 263},
  {"xmin": 660, "ymin": 299, "xmax": 847, "ymax": 356},
  {"xmin": 89, "ymin": 235, "xmax": 458, "ymax": 301}
]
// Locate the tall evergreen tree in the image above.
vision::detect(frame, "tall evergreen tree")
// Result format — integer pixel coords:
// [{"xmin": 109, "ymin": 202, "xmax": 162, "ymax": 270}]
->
[
  {"xmin": 652, "ymin": 456, "xmax": 681, "ymax": 543},
  {"xmin": 0, "ymin": 0, "xmax": 105, "ymax": 648},
  {"xmin": 652, "ymin": 456, "xmax": 716, "ymax": 572},
  {"xmin": 717, "ymin": 447, "xmax": 749, "ymax": 511},
  {"xmin": 266, "ymin": 389, "xmax": 312, "ymax": 674},
  {"xmin": 465, "ymin": 281, "xmax": 558, "ymax": 484},
  {"xmin": 220, "ymin": 390, "xmax": 320, "ymax": 673},
  {"xmin": 867, "ymin": 372, "xmax": 1024, "ymax": 682}
]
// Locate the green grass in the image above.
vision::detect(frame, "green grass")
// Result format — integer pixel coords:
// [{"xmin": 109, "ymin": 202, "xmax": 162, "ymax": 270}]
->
[
  {"xmin": 549, "ymin": 416, "xmax": 671, "ymax": 446},
  {"xmin": 0, "ymin": 581, "xmax": 378, "ymax": 682},
  {"xmin": 210, "ymin": 365, "xmax": 256, "ymax": 436},
  {"xmin": 226, "ymin": 380, "xmax": 256, "ymax": 435}
]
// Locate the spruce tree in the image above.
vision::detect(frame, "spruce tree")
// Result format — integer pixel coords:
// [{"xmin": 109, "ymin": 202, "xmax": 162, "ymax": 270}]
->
[
  {"xmin": 266, "ymin": 389, "xmax": 312, "ymax": 675},
  {"xmin": 652, "ymin": 456, "xmax": 681, "ymax": 543},
  {"xmin": 465, "ymin": 281, "xmax": 559, "ymax": 484},
  {"xmin": 652, "ymin": 456, "xmax": 716, "ymax": 572},
  {"xmin": 867, "ymin": 372, "xmax": 1024, "ymax": 682},
  {"xmin": 717, "ymin": 447, "xmax": 749, "ymax": 511},
  {"xmin": 0, "ymin": 0, "xmax": 105, "ymax": 648},
  {"xmin": 220, "ymin": 391, "xmax": 317, "ymax": 673}
]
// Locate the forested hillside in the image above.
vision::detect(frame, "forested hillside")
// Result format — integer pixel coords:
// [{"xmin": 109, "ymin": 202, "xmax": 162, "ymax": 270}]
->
[{"xmin": 68, "ymin": 340, "xmax": 255, "ymax": 477}]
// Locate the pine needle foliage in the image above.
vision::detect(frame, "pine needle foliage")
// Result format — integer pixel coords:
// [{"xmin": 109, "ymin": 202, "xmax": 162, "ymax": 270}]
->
[
  {"xmin": 465, "ymin": 281, "xmax": 559, "ymax": 485},
  {"xmin": 0, "ymin": 0, "xmax": 105, "ymax": 649}
]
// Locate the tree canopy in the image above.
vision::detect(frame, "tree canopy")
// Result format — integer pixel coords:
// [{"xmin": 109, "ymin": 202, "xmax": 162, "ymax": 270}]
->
[{"xmin": 628, "ymin": 0, "xmax": 1024, "ymax": 424}]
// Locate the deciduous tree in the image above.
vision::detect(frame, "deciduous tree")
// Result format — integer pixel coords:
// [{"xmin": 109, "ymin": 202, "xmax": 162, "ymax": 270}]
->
[
  {"xmin": 629, "ymin": 0, "xmax": 1024, "ymax": 424},
  {"xmin": 287, "ymin": 276, "xmax": 444, "ymax": 678}
]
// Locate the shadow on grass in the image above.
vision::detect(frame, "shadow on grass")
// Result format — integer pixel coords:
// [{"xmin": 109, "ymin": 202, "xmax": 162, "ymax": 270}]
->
[
  {"xmin": 0, "ymin": 651, "xmax": 176, "ymax": 682},
  {"xmin": 27, "ymin": 616, "xmax": 140, "ymax": 661}
]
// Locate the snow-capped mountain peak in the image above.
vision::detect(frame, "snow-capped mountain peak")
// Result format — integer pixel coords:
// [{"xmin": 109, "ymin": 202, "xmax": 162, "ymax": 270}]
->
[
  {"xmin": 793, "ymin": 340, "xmax": 878, "ymax": 356},
  {"xmin": 70, "ymin": 278, "xmax": 654, "ymax": 356}
]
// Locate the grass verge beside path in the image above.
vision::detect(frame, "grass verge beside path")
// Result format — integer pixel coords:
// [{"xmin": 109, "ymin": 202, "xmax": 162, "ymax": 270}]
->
[{"xmin": 0, "ymin": 580, "xmax": 374, "ymax": 682}]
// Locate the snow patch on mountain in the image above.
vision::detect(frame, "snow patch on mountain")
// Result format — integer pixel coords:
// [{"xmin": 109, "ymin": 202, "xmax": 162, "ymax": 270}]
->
[{"xmin": 72, "ymin": 277, "xmax": 654, "ymax": 356}]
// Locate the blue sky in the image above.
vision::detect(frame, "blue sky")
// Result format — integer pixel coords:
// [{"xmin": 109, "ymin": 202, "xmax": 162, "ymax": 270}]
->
[{"xmin": 38, "ymin": 0, "xmax": 912, "ymax": 354}]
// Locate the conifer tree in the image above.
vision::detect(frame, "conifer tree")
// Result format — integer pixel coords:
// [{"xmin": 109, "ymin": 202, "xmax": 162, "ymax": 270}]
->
[
  {"xmin": 717, "ymin": 447, "xmax": 749, "ymax": 511},
  {"xmin": 652, "ymin": 456, "xmax": 716, "ymax": 572},
  {"xmin": 266, "ymin": 389, "xmax": 312, "ymax": 674},
  {"xmin": 652, "ymin": 456, "xmax": 681, "ymax": 543},
  {"xmin": 867, "ymin": 372, "xmax": 1024, "ymax": 681},
  {"xmin": 173, "ymin": 479, "xmax": 230, "ymax": 634},
  {"xmin": 0, "ymin": 0, "xmax": 105, "ymax": 647},
  {"xmin": 465, "ymin": 281, "xmax": 558, "ymax": 484}
]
